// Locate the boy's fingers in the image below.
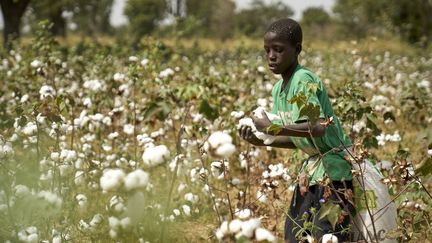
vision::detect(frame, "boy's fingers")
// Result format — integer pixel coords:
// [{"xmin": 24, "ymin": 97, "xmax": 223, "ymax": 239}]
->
[
  {"xmin": 239, "ymin": 125, "xmax": 246, "ymax": 139},
  {"xmin": 246, "ymin": 127, "xmax": 252, "ymax": 139}
]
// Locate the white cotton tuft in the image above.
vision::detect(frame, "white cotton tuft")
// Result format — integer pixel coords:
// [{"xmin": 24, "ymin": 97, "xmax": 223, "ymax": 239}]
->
[
  {"xmin": 124, "ymin": 169, "xmax": 149, "ymax": 191},
  {"xmin": 100, "ymin": 169, "xmax": 125, "ymax": 191},
  {"xmin": 322, "ymin": 233, "xmax": 338, "ymax": 243},
  {"xmin": 235, "ymin": 208, "xmax": 252, "ymax": 219},
  {"xmin": 240, "ymin": 218, "xmax": 260, "ymax": 238},
  {"xmin": 142, "ymin": 145, "xmax": 170, "ymax": 166},
  {"xmin": 206, "ymin": 131, "xmax": 236, "ymax": 157},
  {"xmin": 255, "ymin": 227, "xmax": 276, "ymax": 242},
  {"xmin": 215, "ymin": 143, "xmax": 236, "ymax": 157},
  {"xmin": 182, "ymin": 204, "xmax": 191, "ymax": 216},
  {"xmin": 229, "ymin": 219, "xmax": 242, "ymax": 233},
  {"xmin": 208, "ymin": 131, "xmax": 232, "ymax": 149}
]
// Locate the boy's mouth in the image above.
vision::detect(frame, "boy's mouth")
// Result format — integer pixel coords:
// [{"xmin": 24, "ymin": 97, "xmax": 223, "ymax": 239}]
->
[{"xmin": 268, "ymin": 63, "xmax": 278, "ymax": 71}]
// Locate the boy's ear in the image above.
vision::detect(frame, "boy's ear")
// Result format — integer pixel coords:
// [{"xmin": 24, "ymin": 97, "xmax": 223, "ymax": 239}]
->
[{"xmin": 295, "ymin": 43, "xmax": 302, "ymax": 55}]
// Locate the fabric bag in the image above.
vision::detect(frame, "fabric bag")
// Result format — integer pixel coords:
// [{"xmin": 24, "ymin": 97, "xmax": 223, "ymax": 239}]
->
[{"xmin": 351, "ymin": 159, "xmax": 397, "ymax": 242}]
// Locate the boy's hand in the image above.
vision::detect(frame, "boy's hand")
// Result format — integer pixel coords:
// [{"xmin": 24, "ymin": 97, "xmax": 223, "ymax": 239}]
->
[
  {"xmin": 251, "ymin": 110, "xmax": 272, "ymax": 133},
  {"xmin": 238, "ymin": 125, "xmax": 262, "ymax": 145}
]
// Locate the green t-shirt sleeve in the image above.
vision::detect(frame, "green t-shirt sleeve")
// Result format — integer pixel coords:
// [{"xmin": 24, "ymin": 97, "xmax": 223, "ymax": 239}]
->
[{"xmin": 292, "ymin": 74, "xmax": 325, "ymax": 123}]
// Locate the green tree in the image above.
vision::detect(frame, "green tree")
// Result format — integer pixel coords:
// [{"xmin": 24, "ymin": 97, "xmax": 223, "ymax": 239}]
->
[
  {"xmin": 209, "ymin": 0, "xmax": 236, "ymax": 40},
  {"xmin": 301, "ymin": 7, "xmax": 330, "ymax": 28},
  {"xmin": 184, "ymin": 0, "xmax": 213, "ymax": 36},
  {"xmin": 30, "ymin": 0, "xmax": 114, "ymax": 37},
  {"xmin": 235, "ymin": 0, "xmax": 294, "ymax": 37},
  {"xmin": 124, "ymin": 0, "xmax": 167, "ymax": 42},
  {"xmin": 72, "ymin": 0, "xmax": 114, "ymax": 36},
  {"xmin": 333, "ymin": 0, "xmax": 432, "ymax": 45},
  {"xmin": 301, "ymin": 7, "xmax": 333, "ymax": 40},
  {"xmin": 30, "ymin": 0, "xmax": 69, "ymax": 37}
]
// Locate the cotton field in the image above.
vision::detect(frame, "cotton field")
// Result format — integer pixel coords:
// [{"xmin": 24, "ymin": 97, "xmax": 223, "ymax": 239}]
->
[{"xmin": 0, "ymin": 31, "xmax": 431, "ymax": 242}]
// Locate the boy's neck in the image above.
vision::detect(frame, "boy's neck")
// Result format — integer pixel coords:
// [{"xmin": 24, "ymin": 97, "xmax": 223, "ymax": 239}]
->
[{"xmin": 281, "ymin": 60, "xmax": 299, "ymax": 88}]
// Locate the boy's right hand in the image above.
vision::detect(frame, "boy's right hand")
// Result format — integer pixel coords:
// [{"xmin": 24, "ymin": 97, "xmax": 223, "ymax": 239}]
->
[{"xmin": 238, "ymin": 125, "xmax": 262, "ymax": 146}]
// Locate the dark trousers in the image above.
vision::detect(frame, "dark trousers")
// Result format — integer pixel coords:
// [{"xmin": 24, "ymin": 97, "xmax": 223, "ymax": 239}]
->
[{"xmin": 284, "ymin": 181, "xmax": 355, "ymax": 242}]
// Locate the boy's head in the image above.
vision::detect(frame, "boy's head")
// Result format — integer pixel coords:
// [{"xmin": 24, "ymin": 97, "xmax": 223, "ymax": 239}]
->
[{"xmin": 264, "ymin": 18, "xmax": 302, "ymax": 74}]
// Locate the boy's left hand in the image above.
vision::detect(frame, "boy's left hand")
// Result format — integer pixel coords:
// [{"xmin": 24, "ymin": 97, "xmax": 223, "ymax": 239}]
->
[{"xmin": 251, "ymin": 110, "xmax": 272, "ymax": 133}]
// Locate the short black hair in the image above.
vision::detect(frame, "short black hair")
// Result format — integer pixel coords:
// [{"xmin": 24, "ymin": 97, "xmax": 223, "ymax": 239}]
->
[{"xmin": 265, "ymin": 18, "xmax": 302, "ymax": 46}]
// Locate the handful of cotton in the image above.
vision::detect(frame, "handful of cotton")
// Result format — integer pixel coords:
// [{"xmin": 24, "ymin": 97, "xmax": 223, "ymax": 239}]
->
[{"xmin": 237, "ymin": 107, "xmax": 281, "ymax": 145}]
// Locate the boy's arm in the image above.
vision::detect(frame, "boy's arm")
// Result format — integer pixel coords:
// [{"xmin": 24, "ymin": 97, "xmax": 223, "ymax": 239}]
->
[
  {"xmin": 275, "ymin": 119, "xmax": 326, "ymax": 137},
  {"xmin": 238, "ymin": 126, "xmax": 297, "ymax": 149},
  {"xmin": 253, "ymin": 110, "xmax": 326, "ymax": 138}
]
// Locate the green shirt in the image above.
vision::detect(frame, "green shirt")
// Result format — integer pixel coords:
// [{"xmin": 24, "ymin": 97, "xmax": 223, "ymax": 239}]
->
[{"xmin": 271, "ymin": 65, "xmax": 352, "ymax": 184}]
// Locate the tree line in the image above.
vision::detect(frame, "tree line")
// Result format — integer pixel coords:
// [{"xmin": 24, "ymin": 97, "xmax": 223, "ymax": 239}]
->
[{"xmin": 1, "ymin": 0, "xmax": 431, "ymax": 49}]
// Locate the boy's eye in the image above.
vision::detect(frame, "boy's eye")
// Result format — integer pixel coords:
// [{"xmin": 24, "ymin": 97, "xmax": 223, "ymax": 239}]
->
[{"xmin": 274, "ymin": 47, "xmax": 283, "ymax": 53}]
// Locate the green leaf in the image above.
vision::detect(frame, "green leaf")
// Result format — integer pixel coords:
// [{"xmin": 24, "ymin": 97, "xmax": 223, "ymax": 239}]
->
[
  {"xmin": 319, "ymin": 201, "xmax": 342, "ymax": 230},
  {"xmin": 366, "ymin": 114, "xmax": 381, "ymax": 135},
  {"xmin": 306, "ymin": 82, "xmax": 319, "ymax": 94},
  {"xmin": 362, "ymin": 136, "xmax": 378, "ymax": 149},
  {"xmin": 199, "ymin": 99, "xmax": 219, "ymax": 121},
  {"xmin": 416, "ymin": 158, "xmax": 432, "ymax": 177},
  {"xmin": 143, "ymin": 99, "xmax": 170, "ymax": 121},
  {"xmin": 299, "ymin": 103, "xmax": 321, "ymax": 124},
  {"xmin": 267, "ymin": 123, "xmax": 282, "ymax": 135},
  {"xmin": 289, "ymin": 92, "xmax": 307, "ymax": 107}
]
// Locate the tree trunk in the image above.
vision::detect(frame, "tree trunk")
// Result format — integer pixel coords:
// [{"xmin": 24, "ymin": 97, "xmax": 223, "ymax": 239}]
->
[
  {"xmin": 49, "ymin": 8, "xmax": 66, "ymax": 37},
  {"xmin": 0, "ymin": 0, "xmax": 31, "ymax": 49}
]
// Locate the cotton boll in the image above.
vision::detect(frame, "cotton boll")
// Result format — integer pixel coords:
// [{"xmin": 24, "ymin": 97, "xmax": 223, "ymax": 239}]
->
[
  {"xmin": 89, "ymin": 214, "xmax": 103, "ymax": 228},
  {"xmin": 142, "ymin": 145, "xmax": 170, "ymax": 167},
  {"xmin": 184, "ymin": 192, "xmax": 199, "ymax": 203},
  {"xmin": 100, "ymin": 169, "xmax": 125, "ymax": 191},
  {"xmin": 124, "ymin": 169, "xmax": 149, "ymax": 190},
  {"xmin": 235, "ymin": 208, "xmax": 252, "ymax": 219},
  {"xmin": 140, "ymin": 58, "xmax": 149, "ymax": 67},
  {"xmin": 215, "ymin": 143, "xmax": 236, "ymax": 157},
  {"xmin": 177, "ymin": 183, "xmax": 187, "ymax": 193},
  {"xmin": 27, "ymin": 233, "xmax": 39, "ymax": 243},
  {"xmin": 229, "ymin": 219, "xmax": 242, "ymax": 233},
  {"xmin": 108, "ymin": 216, "xmax": 120, "ymax": 230},
  {"xmin": 182, "ymin": 204, "xmax": 191, "ymax": 216},
  {"xmin": 120, "ymin": 217, "xmax": 131, "ymax": 229},
  {"xmin": 240, "ymin": 218, "xmax": 260, "ymax": 238},
  {"xmin": 322, "ymin": 233, "xmax": 338, "ymax": 243},
  {"xmin": 207, "ymin": 132, "xmax": 232, "ymax": 149},
  {"xmin": 14, "ymin": 184, "xmax": 30, "ymax": 197},
  {"xmin": 113, "ymin": 73, "xmax": 126, "ymax": 82},
  {"xmin": 256, "ymin": 190, "xmax": 267, "ymax": 203},
  {"xmin": 109, "ymin": 229, "xmax": 117, "ymax": 239},
  {"xmin": 255, "ymin": 227, "xmax": 276, "ymax": 242},
  {"xmin": 76, "ymin": 194, "xmax": 87, "ymax": 209}
]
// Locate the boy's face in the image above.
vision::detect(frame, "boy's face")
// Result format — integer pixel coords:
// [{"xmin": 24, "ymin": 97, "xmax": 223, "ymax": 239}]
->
[{"xmin": 263, "ymin": 31, "xmax": 299, "ymax": 75}]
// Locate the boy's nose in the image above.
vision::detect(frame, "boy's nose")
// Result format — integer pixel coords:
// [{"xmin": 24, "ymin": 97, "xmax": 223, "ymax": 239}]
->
[{"xmin": 268, "ymin": 51, "xmax": 276, "ymax": 61}]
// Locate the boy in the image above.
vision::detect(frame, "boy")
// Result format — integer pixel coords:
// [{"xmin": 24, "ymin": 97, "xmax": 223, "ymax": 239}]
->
[{"xmin": 238, "ymin": 18, "xmax": 355, "ymax": 242}]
